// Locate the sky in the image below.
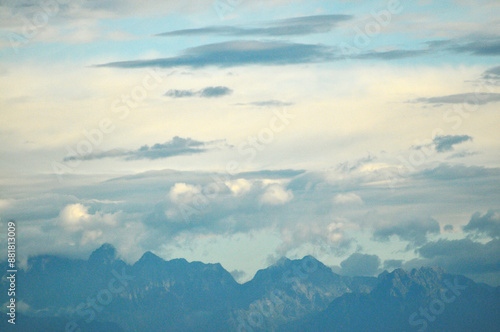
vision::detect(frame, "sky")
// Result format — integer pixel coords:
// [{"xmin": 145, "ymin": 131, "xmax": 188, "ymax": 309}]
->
[{"xmin": 0, "ymin": 0, "xmax": 499, "ymax": 285}]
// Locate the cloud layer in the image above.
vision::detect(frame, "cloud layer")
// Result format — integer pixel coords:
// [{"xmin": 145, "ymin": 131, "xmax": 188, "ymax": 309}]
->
[
  {"xmin": 64, "ymin": 136, "xmax": 221, "ymax": 161},
  {"xmin": 157, "ymin": 14, "xmax": 353, "ymax": 37}
]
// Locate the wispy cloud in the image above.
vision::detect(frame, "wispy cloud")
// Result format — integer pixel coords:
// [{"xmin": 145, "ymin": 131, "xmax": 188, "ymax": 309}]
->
[
  {"xmin": 448, "ymin": 37, "xmax": 500, "ymax": 56},
  {"xmin": 64, "ymin": 136, "xmax": 224, "ymax": 162},
  {"xmin": 156, "ymin": 14, "xmax": 353, "ymax": 37},
  {"xmin": 96, "ymin": 40, "xmax": 334, "ymax": 69},
  {"xmin": 433, "ymin": 135, "xmax": 473, "ymax": 153},
  {"xmin": 165, "ymin": 86, "xmax": 233, "ymax": 98},
  {"xmin": 411, "ymin": 92, "xmax": 500, "ymax": 105},
  {"xmin": 235, "ymin": 100, "xmax": 294, "ymax": 107}
]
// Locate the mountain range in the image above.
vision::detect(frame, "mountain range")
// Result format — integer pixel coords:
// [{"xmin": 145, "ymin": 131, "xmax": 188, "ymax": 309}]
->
[{"xmin": 1, "ymin": 244, "xmax": 499, "ymax": 331}]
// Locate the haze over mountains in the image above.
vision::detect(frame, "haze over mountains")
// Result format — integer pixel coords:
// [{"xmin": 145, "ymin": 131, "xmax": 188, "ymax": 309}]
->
[{"xmin": 1, "ymin": 244, "xmax": 499, "ymax": 331}]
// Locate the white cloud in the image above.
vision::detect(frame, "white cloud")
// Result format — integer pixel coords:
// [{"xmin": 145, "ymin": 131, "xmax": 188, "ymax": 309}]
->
[
  {"xmin": 168, "ymin": 183, "xmax": 202, "ymax": 204},
  {"xmin": 59, "ymin": 203, "xmax": 118, "ymax": 241},
  {"xmin": 225, "ymin": 178, "xmax": 252, "ymax": 196},
  {"xmin": 260, "ymin": 184, "xmax": 293, "ymax": 205},
  {"xmin": 333, "ymin": 193, "xmax": 363, "ymax": 205}
]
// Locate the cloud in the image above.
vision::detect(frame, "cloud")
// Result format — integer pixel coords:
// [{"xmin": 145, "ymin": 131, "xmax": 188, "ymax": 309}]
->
[
  {"xmin": 236, "ymin": 100, "xmax": 294, "ymax": 107},
  {"xmin": 480, "ymin": 65, "xmax": 500, "ymax": 86},
  {"xmin": 164, "ymin": 90, "xmax": 197, "ymax": 98},
  {"xmin": 463, "ymin": 210, "xmax": 500, "ymax": 239},
  {"xmin": 482, "ymin": 65, "xmax": 500, "ymax": 80},
  {"xmin": 157, "ymin": 14, "xmax": 353, "ymax": 37},
  {"xmin": 373, "ymin": 217, "xmax": 440, "ymax": 247},
  {"xmin": 165, "ymin": 86, "xmax": 233, "ymax": 98},
  {"xmin": 225, "ymin": 179, "xmax": 252, "ymax": 196},
  {"xmin": 333, "ymin": 193, "xmax": 363, "ymax": 205},
  {"xmin": 353, "ymin": 49, "xmax": 429, "ymax": 60},
  {"xmin": 444, "ymin": 224, "xmax": 454, "ymax": 232},
  {"xmin": 230, "ymin": 269, "xmax": 246, "ymax": 282},
  {"xmin": 260, "ymin": 184, "xmax": 294, "ymax": 205},
  {"xmin": 432, "ymin": 135, "xmax": 473, "ymax": 153},
  {"xmin": 59, "ymin": 203, "xmax": 119, "ymax": 245},
  {"xmin": 411, "ymin": 92, "xmax": 500, "ymax": 105},
  {"xmin": 483, "ymin": 65, "xmax": 500, "ymax": 77},
  {"xmin": 383, "ymin": 259, "xmax": 403, "ymax": 270},
  {"xmin": 64, "ymin": 136, "xmax": 221, "ymax": 161},
  {"xmin": 412, "ymin": 238, "xmax": 500, "ymax": 275},
  {"xmin": 340, "ymin": 253, "xmax": 381, "ymax": 276},
  {"xmin": 423, "ymin": 36, "xmax": 500, "ymax": 56},
  {"xmin": 448, "ymin": 38, "xmax": 500, "ymax": 56},
  {"xmin": 168, "ymin": 183, "xmax": 203, "ymax": 205},
  {"xmin": 416, "ymin": 163, "xmax": 500, "ymax": 181},
  {"xmin": 200, "ymin": 86, "xmax": 233, "ymax": 98},
  {"xmin": 96, "ymin": 40, "xmax": 334, "ymax": 69}
]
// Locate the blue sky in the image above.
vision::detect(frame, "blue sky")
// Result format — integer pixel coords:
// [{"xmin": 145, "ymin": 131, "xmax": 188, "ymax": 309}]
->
[{"xmin": 0, "ymin": 0, "xmax": 499, "ymax": 285}]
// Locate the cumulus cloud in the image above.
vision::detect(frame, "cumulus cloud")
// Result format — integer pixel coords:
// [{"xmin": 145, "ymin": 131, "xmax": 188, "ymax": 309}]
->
[
  {"xmin": 168, "ymin": 183, "xmax": 202, "ymax": 205},
  {"xmin": 165, "ymin": 86, "xmax": 233, "ymax": 98},
  {"xmin": 373, "ymin": 217, "xmax": 440, "ymax": 247},
  {"xmin": 339, "ymin": 253, "xmax": 381, "ymax": 276},
  {"xmin": 59, "ymin": 203, "xmax": 119, "ymax": 245},
  {"xmin": 225, "ymin": 179, "xmax": 252, "ymax": 196},
  {"xmin": 260, "ymin": 184, "xmax": 294, "ymax": 205},
  {"xmin": 463, "ymin": 210, "xmax": 500, "ymax": 239},
  {"xmin": 333, "ymin": 193, "xmax": 363, "ymax": 205},
  {"xmin": 157, "ymin": 14, "xmax": 353, "ymax": 37}
]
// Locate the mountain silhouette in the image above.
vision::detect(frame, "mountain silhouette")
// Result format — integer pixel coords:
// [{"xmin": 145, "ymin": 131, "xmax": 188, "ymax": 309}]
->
[{"xmin": 1, "ymin": 244, "xmax": 498, "ymax": 331}]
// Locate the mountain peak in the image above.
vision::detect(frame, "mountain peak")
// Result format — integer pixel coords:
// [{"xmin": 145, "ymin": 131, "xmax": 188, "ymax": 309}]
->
[
  {"xmin": 89, "ymin": 243, "xmax": 117, "ymax": 265},
  {"xmin": 138, "ymin": 251, "xmax": 164, "ymax": 263}
]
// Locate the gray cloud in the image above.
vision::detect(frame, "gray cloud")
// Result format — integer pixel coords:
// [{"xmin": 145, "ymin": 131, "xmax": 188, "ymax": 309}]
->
[
  {"xmin": 383, "ymin": 259, "xmax": 403, "ymax": 270},
  {"xmin": 200, "ymin": 86, "xmax": 233, "ymax": 98},
  {"xmin": 373, "ymin": 217, "xmax": 440, "ymax": 247},
  {"xmin": 482, "ymin": 65, "xmax": 500, "ymax": 79},
  {"xmin": 433, "ymin": 135, "xmax": 473, "ymax": 153},
  {"xmin": 230, "ymin": 269, "xmax": 246, "ymax": 282},
  {"xmin": 480, "ymin": 65, "xmax": 500, "ymax": 86},
  {"xmin": 164, "ymin": 90, "xmax": 197, "ymax": 98},
  {"xmin": 463, "ymin": 210, "xmax": 500, "ymax": 239},
  {"xmin": 425, "ymin": 36, "xmax": 500, "ymax": 56},
  {"xmin": 96, "ymin": 40, "xmax": 334, "ymax": 69},
  {"xmin": 416, "ymin": 163, "xmax": 500, "ymax": 181},
  {"xmin": 353, "ymin": 49, "xmax": 429, "ymax": 60},
  {"xmin": 449, "ymin": 38, "xmax": 500, "ymax": 56},
  {"xmin": 411, "ymin": 92, "xmax": 500, "ymax": 105},
  {"xmin": 413, "ymin": 238, "xmax": 500, "ymax": 275},
  {"xmin": 64, "ymin": 136, "xmax": 218, "ymax": 162},
  {"xmin": 157, "ymin": 14, "xmax": 352, "ymax": 37},
  {"xmin": 340, "ymin": 253, "xmax": 381, "ymax": 276},
  {"xmin": 447, "ymin": 150, "xmax": 478, "ymax": 159},
  {"xmin": 165, "ymin": 86, "xmax": 233, "ymax": 98}
]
